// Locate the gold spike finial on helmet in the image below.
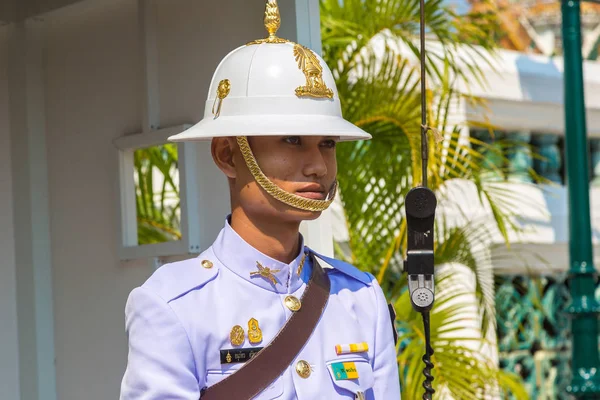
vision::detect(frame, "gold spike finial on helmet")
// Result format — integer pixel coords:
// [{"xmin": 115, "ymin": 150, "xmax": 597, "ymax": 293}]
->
[
  {"xmin": 264, "ymin": 0, "xmax": 281, "ymax": 39},
  {"xmin": 247, "ymin": 0, "xmax": 289, "ymax": 45}
]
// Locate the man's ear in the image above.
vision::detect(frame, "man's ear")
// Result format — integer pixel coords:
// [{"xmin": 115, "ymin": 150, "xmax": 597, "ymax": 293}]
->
[{"xmin": 211, "ymin": 137, "xmax": 237, "ymax": 179}]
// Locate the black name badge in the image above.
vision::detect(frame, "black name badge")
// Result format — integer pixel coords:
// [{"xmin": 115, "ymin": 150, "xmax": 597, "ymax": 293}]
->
[{"xmin": 220, "ymin": 347, "xmax": 264, "ymax": 364}]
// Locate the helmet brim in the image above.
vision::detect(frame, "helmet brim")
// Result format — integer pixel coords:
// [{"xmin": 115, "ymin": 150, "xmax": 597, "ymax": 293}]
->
[{"xmin": 168, "ymin": 114, "xmax": 372, "ymax": 142}]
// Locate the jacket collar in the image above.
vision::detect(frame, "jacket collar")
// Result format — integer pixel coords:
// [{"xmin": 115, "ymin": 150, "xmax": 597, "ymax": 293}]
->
[{"xmin": 212, "ymin": 217, "xmax": 310, "ymax": 294}]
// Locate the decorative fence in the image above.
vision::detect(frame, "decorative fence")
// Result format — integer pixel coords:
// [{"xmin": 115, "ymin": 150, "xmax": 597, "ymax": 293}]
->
[
  {"xmin": 472, "ymin": 129, "xmax": 600, "ymax": 399},
  {"xmin": 496, "ymin": 275, "xmax": 571, "ymax": 399}
]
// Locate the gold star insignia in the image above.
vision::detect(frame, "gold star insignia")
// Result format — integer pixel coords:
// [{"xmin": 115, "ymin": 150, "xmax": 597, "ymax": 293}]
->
[{"xmin": 250, "ymin": 261, "xmax": 280, "ymax": 285}]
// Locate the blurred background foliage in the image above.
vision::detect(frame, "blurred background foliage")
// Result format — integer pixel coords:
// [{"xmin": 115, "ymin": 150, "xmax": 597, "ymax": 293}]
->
[
  {"xmin": 321, "ymin": 0, "xmax": 532, "ymax": 398},
  {"xmin": 134, "ymin": 143, "xmax": 181, "ymax": 245}
]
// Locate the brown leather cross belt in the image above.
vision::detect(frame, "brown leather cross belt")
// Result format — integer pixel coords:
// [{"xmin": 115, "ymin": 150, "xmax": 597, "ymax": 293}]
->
[{"xmin": 200, "ymin": 256, "xmax": 331, "ymax": 399}]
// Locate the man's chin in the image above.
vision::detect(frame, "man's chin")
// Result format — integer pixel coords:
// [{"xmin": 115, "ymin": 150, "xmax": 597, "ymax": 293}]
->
[
  {"xmin": 280, "ymin": 208, "xmax": 323, "ymax": 222},
  {"xmin": 299, "ymin": 210, "xmax": 322, "ymax": 221},
  {"xmin": 242, "ymin": 193, "xmax": 327, "ymax": 222}
]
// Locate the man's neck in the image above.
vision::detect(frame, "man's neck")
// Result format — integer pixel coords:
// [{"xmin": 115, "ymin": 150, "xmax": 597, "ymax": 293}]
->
[{"xmin": 229, "ymin": 209, "xmax": 301, "ymax": 264}]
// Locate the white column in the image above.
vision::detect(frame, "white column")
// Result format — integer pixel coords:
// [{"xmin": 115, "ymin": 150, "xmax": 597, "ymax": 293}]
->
[
  {"xmin": 0, "ymin": 36, "xmax": 20, "ymax": 400},
  {"xmin": 293, "ymin": 0, "xmax": 334, "ymax": 256},
  {"xmin": 138, "ymin": 0, "xmax": 159, "ymax": 133},
  {"xmin": 294, "ymin": 0, "xmax": 322, "ymax": 55},
  {"xmin": 8, "ymin": 20, "xmax": 57, "ymax": 400}
]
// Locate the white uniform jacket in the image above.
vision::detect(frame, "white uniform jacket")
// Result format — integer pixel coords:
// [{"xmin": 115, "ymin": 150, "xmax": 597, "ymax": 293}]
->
[{"xmin": 120, "ymin": 220, "xmax": 401, "ymax": 399}]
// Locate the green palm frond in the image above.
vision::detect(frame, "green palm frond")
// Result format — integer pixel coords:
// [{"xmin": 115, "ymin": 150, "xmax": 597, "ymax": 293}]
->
[
  {"xmin": 321, "ymin": 0, "xmax": 501, "ymax": 86},
  {"xmin": 334, "ymin": 48, "xmax": 420, "ymax": 272},
  {"xmin": 434, "ymin": 222, "xmax": 496, "ymax": 334},
  {"xmin": 335, "ymin": 59, "xmax": 527, "ymax": 282}
]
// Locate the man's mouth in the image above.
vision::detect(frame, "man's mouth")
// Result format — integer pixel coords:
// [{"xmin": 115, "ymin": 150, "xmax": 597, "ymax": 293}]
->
[
  {"xmin": 296, "ymin": 183, "xmax": 327, "ymax": 200},
  {"xmin": 296, "ymin": 191, "xmax": 327, "ymax": 200}
]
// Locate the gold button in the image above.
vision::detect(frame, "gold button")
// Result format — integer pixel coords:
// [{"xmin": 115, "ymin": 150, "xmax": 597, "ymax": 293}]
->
[
  {"xmin": 201, "ymin": 260, "xmax": 213, "ymax": 269},
  {"xmin": 284, "ymin": 295, "xmax": 301, "ymax": 312},
  {"xmin": 296, "ymin": 360, "xmax": 311, "ymax": 378}
]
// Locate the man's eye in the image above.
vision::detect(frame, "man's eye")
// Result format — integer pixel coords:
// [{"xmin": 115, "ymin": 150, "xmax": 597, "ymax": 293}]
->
[
  {"xmin": 284, "ymin": 136, "xmax": 301, "ymax": 145},
  {"xmin": 321, "ymin": 139, "xmax": 337, "ymax": 149}
]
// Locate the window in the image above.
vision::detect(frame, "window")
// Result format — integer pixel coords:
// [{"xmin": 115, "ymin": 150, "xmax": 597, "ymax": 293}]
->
[
  {"xmin": 114, "ymin": 125, "xmax": 202, "ymax": 260},
  {"xmin": 133, "ymin": 143, "xmax": 181, "ymax": 245}
]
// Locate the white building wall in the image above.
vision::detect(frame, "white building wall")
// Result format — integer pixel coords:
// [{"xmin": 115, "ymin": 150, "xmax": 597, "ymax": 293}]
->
[{"xmin": 44, "ymin": 3, "xmax": 141, "ymax": 399}]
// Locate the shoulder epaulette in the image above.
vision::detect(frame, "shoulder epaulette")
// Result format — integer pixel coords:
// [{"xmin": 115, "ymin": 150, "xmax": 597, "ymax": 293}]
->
[
  {"xmin": 306, "ymin": 248, "xmax": 372, "ymax": 285},
  {"xmin": 142, "ymin": 250, "xmax": 219, "ymax": 302}
]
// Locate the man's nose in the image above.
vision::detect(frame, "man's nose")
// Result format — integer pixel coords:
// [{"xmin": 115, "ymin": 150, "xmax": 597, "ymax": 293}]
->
[{"xmin": 302, "ymin": 146, "xmax": 328, "ymax": 178}]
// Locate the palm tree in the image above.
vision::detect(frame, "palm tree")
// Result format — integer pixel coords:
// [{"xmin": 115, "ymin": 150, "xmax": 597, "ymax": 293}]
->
[{"xmin": 320, "ymin": 0, "xmax": 530, "ymax": 398}]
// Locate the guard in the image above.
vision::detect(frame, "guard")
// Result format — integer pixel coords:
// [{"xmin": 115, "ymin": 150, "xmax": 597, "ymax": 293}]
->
[{"xmin": 119, "ymin": 1, "xmax": 401, "ymax": 398}]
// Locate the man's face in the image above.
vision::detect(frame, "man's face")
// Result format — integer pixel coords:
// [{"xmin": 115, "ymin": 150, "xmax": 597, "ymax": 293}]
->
[{"xmin": 226, "ymin": 135, "xmax": 339, "ymax": 222}]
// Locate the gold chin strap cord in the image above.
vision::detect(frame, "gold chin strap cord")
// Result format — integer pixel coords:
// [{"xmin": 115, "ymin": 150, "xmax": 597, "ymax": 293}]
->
[{"xmin": 236, "ymin": 136, "xmax": 337, "ymax": 212}]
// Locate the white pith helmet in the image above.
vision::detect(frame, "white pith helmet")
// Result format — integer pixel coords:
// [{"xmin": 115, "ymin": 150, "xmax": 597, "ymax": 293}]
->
[{"xmin": 168, "ymin": 0, "xmax": 370, "ymax": 143}]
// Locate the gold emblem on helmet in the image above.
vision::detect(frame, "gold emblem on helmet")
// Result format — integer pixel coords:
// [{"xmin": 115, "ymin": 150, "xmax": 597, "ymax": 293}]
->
[
  {"xmin": 217, "ymin": 79, "xmax": 231, "ymax": 99},
  {"xmin": 293, "ymin": 44, "xmax": 334, "ymax": 99},
  {"xmin": 246, "ymin": 1, "xmax": 334, "ymax": 99},
  {"xmin": 247, "ymin": 0, "xmax": 289, "ymax": 45},
  {"xmin": 212, "ymin": 79, "xmax": 231, "ymax": 118}
]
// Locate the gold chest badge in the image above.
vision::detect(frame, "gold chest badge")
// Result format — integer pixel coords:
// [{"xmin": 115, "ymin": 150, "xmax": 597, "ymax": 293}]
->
[
  {"xmin": 247, "ymin": 318, "xmax": 263, "ymax": 344},
  {"xmin": 229, "ymin": 325, "xmax": 245, "ymax": 347}
]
